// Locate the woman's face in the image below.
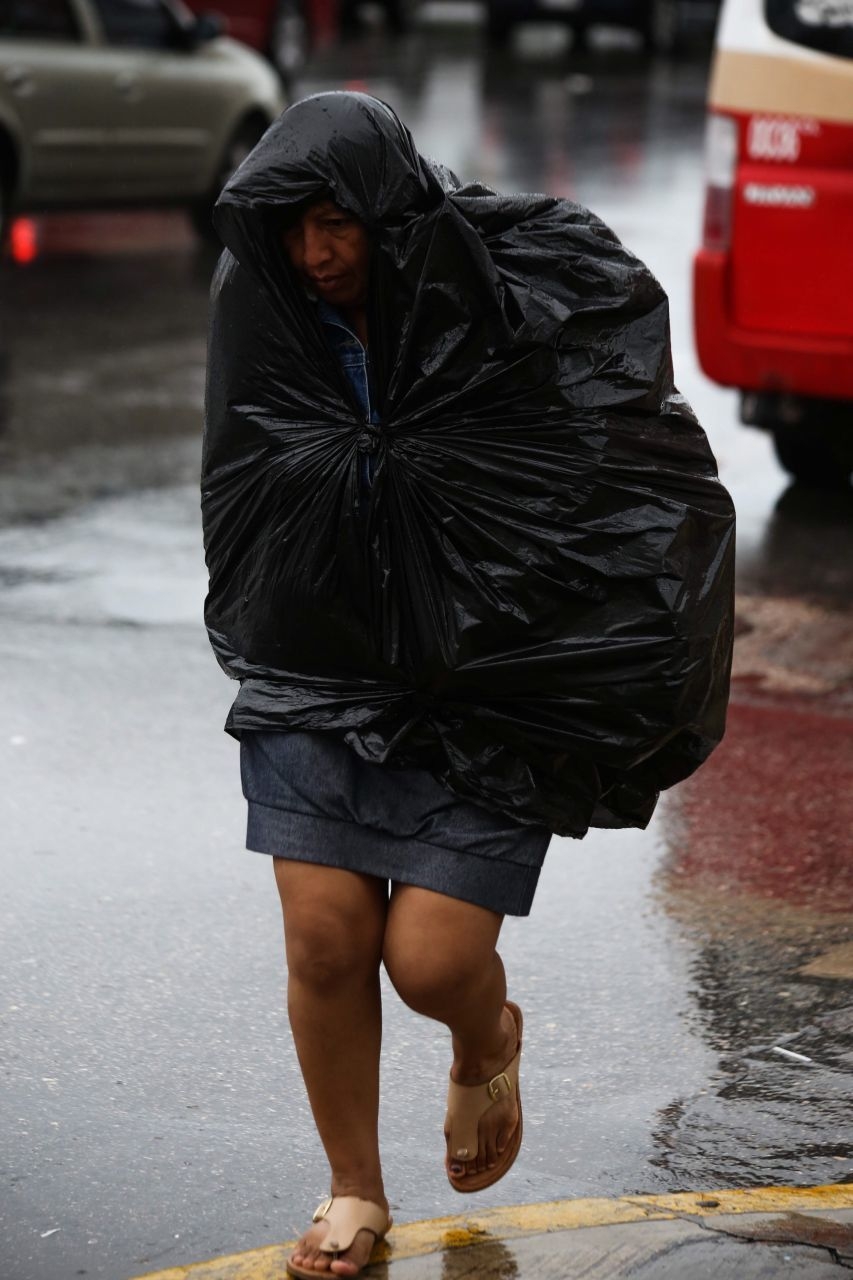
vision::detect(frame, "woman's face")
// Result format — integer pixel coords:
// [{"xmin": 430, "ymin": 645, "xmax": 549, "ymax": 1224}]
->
[{"xmin": 282, "ymin": 199, "xmax": 370, "ymax": 313}]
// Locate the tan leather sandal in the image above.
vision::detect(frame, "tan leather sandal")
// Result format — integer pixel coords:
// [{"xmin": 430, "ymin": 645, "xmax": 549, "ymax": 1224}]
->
[
  {"xmin": 286, "ymin": 1195, "xmax": 391, "ymax": 1280},
  {"xmin": 444, "ymin": 1000, "xmax": 524, "ymax": 1194}
]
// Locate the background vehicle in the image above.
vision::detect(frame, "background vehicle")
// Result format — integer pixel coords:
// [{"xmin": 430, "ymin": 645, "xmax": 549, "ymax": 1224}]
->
[
  {"xmin": 693, "ymin": 0, "xmax": 853, "ymax": 486},
  {"xmin": 0, "ymin": 0, "xmax": 285, "ymax": 245},
  {"xmin": 183, "ymin": 0, "xmax": 329, "ymax": 85},
  {"xmin": 483, "ymin": 0, "xmax": 721, "ymax": 54}
]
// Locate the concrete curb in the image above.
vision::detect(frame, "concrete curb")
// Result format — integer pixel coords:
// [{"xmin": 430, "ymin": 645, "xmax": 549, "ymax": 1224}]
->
[{"xmin": 132, "ymin": 1184, "xmax": 853, "ymax": 1279}]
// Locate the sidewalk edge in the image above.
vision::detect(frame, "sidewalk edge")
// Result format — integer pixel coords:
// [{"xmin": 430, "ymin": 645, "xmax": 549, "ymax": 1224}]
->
[{"xmin": 131, "ymin": 1183, "xmax": 853, "ymax": 1280}]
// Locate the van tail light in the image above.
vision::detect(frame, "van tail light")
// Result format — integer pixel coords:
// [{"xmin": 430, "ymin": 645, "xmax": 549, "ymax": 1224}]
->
[{"xmin": 701, "ymin": 113, "xmax": 738, "ymax": 252}]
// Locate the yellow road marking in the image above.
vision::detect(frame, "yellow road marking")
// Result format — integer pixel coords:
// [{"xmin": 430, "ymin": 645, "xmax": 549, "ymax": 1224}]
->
[
  {"xmin": 799, "ymin": 941, "xmax": 853, "ymax": 980},
  {"xmin": 132, "ymin": 1184, "xmax": 853, "ymax": 1279}
]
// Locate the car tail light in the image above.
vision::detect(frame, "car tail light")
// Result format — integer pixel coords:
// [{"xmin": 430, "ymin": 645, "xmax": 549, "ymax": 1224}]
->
[
  {"xmin": 701, "ymin": 113, "xmax": 738, "ymax": 252},
  {"xmin": 10, "ymin": 218, "xmax": 38, "ymax": 265}
]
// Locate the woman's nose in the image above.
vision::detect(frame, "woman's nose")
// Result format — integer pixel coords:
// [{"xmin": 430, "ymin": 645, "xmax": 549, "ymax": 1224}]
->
[{"xmin": 303, "ymin": 228, "xmax": 332, "ymax": 269}]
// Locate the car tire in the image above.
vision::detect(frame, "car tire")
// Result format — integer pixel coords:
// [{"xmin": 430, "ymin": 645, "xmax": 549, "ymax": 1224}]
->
[
  {"xmin": 641, "ymin": 0, "xmax": 682, "ymax": 54},
  {"xmin": 268, "ymin": 0, "xmax": 310, "ymax": 88},
  {"xmin": 570, "ymin": 21, "xmax": 590, "ymax": 51},
  {"xmin": 0, "ymin": 141, "xmax": 15, "ymax": 254},
  {"xmin": 0, "ymin": 174, "xmax": 10, "ymax": 254},
  {"xmin": 189, "ymin": 117, "xmax": 269, "ymax": 244},
  {"xmin": 772, "ymin": 424, "xmax": 851, "ymax": 489},
  {"xmin": 383, "ymin": 0, "xmax": 418, "ymax": 36},
  {"xmin": 485, "ymin": 4, "xmax": 515, "ymax": 48}
]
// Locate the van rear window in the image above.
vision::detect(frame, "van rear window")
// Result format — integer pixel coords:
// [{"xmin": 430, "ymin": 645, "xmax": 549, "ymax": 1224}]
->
[{"xmin": 765, "ymin": 0, "xmax": 853, "ymax": 58}]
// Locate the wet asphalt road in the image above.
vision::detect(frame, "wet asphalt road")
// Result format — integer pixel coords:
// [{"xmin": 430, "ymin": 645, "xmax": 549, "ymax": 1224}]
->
[{"xmin": 1, "ymin": 18, "xmax": 852, "ymax": 1280}]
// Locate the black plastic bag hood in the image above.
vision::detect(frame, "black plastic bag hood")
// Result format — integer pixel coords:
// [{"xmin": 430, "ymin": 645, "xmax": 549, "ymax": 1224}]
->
[
  {"xmin": 216, "ymin": 90, "xmax": 434, "ymax": 228},
  {"xmin": 203, "ymin": 92, "xmax": 735, "ymax": 837}
]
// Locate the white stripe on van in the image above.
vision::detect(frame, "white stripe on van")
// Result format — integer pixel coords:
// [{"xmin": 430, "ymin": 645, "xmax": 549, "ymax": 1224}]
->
[{"xmin": 743, "ymin": 183, "xmax": 816, "ymax": 206}]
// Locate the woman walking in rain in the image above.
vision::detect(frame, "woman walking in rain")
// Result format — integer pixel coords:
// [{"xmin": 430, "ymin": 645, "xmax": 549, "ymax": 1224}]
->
[{"xmin": 202, "ymin": 92, "xmax": 734, "ymax": 1279}]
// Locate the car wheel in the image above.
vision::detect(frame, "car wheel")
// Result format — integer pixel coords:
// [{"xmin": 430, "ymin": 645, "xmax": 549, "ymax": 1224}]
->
[
  {"xmin": 0, "ymin": 174, "xmax": 9, "ymax": 253},
  {"xmin": 269, "ymin": 0, "xmax": 310, "ymax": 87},
  {"xmin": 189, "ymin": 118, "xmax": 268, "ymax": 243},
  {"xmin": 641, "ymin": 0, "xmax": 682, "ymax": 53},
  {"xmin": 383, "ymin": 0, "xmax": 418, "ymax": 36},
  {"xmin": 570, "ymin": 21, "xmax": 590, "ymax": 51},
  {"xmin": 485, "ymin": 4, "xmax": 515, "ymax": 47},
  {"xmin": 0, "ymin": 144, "xmax": 14, "ymax": 253},
  {"xmin": 772, "ymin": 424, "xmax": 851, "ymax": 489}
]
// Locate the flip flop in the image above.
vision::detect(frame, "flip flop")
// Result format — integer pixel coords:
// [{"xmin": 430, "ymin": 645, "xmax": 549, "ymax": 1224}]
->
[
  {"xmin": 286, "ymin": 1195, "xmax": 392, "ymax": 1280},
  {"xmin": 444, "ymin": 1000, "xmax": 524, "ymax": 1194}
]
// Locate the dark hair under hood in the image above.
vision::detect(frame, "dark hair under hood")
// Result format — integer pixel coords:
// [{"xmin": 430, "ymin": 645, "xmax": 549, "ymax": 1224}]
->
[{"xmin": 202, "ymin": 91, "xmax": 735, "ymax": 837}]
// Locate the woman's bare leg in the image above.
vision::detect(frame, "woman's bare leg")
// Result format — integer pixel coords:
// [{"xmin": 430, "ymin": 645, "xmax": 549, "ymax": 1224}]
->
[
  {"xmin": 274, "ymin": 859, "xmax": 389, "ymax": 1276},
  {"xmin": 382, "ymin": 884, "xmax": 520, "ymax": 1182}
]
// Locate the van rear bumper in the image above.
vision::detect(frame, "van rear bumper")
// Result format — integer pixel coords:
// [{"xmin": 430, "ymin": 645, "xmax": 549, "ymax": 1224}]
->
[{"xmin": 693, "ymin": 249, "xmax": 853, "ymax": 402}]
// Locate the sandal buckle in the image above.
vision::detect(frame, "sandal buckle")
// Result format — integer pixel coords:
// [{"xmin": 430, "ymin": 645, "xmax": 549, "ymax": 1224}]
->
[
  {"xmin": 487, "ymin": 1072, "xmax": 511, "ymax": 1101},
  {"xmin": 313, "ymin": 1196, "xmax": 333, "ymax": 1223}
]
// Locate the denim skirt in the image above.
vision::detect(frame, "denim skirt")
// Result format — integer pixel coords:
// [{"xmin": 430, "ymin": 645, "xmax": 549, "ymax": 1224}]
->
[{"xmin": 240, "ymin": 729, "xmax": 551, "ymax": 916}]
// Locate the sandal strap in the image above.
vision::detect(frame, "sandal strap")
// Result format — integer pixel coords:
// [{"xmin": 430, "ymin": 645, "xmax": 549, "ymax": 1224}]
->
[
  {"xmin": 311, "ymin": 1195, "xmax": 390, "ymax": 1256},
  {"xmin": 444, "ymin": 1039, "xmax": 521, "ymax": 1162}
]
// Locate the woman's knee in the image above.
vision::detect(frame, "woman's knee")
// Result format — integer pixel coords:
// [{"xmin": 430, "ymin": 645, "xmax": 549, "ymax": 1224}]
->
[
  {"xmin": 287, "ymin": 922, "xmax": 380, "ymax": 993},
  {"xmin": 274, "ymin": 860, "xmax": 386, "ymax": 993},
  {"xmin": 382, "ymin": 884, "xmax": 503, "ymax": 1014},
  {"xmin": 384, "ymin": 938, "xmax": 489, "ymax": 1014}
]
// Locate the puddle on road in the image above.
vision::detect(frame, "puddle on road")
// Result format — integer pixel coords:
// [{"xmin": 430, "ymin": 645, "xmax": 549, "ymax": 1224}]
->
[
  {"xmin": 652, "ymin": 778, "xmax": 853, "ymax": 1192},
  {"xmin": 651, "ymin": 1000, "xmax": 853, "ymax": 1188}
]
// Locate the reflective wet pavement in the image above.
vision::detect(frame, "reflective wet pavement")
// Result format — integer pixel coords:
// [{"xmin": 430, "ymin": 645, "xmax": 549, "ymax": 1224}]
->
[{"xmin": 1, "ymin": 17, "xmax": 851, "ymax": 1280}]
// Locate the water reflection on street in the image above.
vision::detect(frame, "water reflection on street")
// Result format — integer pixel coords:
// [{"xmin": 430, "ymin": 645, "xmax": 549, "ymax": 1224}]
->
[{"xmin": 652, "ymin": 689, "xmax": 853, "ymax": 1189}]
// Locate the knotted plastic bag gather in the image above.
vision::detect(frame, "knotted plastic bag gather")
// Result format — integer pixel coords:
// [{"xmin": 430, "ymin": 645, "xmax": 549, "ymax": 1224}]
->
[{"xmin": 202, "ymin": 91, "xmax": 735, "ymax": 838}]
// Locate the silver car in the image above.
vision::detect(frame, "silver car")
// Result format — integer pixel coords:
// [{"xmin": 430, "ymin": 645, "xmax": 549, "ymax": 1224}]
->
[{"xmin": 0, "ymin": 0, "xmax": 285, "ymax": 242}]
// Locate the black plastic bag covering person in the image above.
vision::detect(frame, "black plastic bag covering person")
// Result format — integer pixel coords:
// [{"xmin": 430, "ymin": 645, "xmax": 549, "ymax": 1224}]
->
[{"xmin": 203, "ymin": 92, "xmax": 735, "ymax": 838}]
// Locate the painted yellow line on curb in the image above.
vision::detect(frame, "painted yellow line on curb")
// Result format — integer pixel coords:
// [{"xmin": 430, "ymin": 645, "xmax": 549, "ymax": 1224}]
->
[
  {"xmin": 132, "ymin": 1184, "xmax": 853, "ymax": 1280},
  {"xmin": 800, "ymin": 940, "xmax": 853, "ymax": 980}
]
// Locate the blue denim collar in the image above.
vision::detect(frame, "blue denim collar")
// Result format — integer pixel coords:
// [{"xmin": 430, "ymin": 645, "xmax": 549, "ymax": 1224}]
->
[{"xmin": 316, "ymin": 299, "xmax": 361, "ymax": 343}]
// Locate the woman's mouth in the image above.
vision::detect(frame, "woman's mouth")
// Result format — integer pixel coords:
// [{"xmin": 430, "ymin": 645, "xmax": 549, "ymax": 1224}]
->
[{"xmin": 311, "ymin": 275, "xmax": 344, "ymax": 290}]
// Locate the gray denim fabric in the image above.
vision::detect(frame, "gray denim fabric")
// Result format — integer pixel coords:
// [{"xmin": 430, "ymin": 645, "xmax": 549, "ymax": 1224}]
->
[{"xmin": 241, "ymin": 730, "xmax": 551, "ymax": 916}]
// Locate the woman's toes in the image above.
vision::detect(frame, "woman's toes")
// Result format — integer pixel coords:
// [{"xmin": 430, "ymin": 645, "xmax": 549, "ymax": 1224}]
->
[
  {"xmin": 328, "ymin": 1228, "xmax": 376, "ymax": 1275},
  {"xmin": 446, "ymin": 1134, "xmax": 466, "ymax": 1177},
  {"xmin": 292, "ymin": 1233, "xmax": 326, "ymax": 1271},
  {"xmin": 480, "ymin": 1100, "xmax": 517, "ymax": 1171}
]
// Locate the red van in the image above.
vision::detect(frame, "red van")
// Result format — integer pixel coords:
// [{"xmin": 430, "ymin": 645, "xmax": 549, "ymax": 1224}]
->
[{"xmin": 693, "ymin": 0, "xmax": 853, "ymax": 485}]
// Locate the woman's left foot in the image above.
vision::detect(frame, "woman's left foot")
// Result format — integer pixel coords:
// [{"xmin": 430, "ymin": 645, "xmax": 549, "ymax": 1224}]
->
[
  {"xmin": 444, "ymin": 1001, "xmax": 523, "ymax": 1190},
  {"xmin": 286, "ymin": 1194, "xmax": 391, "ymax": 1278}
]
